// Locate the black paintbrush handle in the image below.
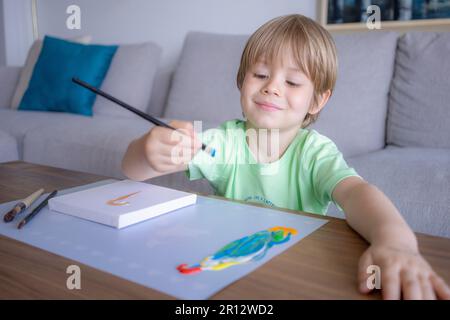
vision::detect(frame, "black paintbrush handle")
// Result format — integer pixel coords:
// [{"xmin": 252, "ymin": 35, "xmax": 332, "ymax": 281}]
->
[
  {"xmin": 72, "ymin": 78, "xmax": 174, "ymax": 129},
  {"xmin": 72, "ymin": 77, "xmax": 208, "ymax": 151}
]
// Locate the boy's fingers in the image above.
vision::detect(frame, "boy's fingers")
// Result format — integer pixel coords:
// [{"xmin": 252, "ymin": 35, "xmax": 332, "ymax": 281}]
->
[
  {"xmin": 381, "ymin": 266, "xmax": 401, "ymax": 300},
  {"xmin": 167, "ymin": 132, "xmax": 202, "ymax": 153},
  {"xmin": 191, "ymin": 137, "xmax": 203, "ymax": 151},
  {"xmin": 357, "ymin": 250, "xmax": 374, "ymax": 294},
  {"xmin": 166, "ymin": 146, "xmax": 197, "ymax": 164},
  {"xmin": 401, "ymin": 270, "xmax": 422, "ymax": 300},
  {"xmin": 161, "ymin": 130, "xmax": 192, "ymax": 149},
  {"xmin": 179, "ymin": 136, "xmax": 201, "ymax": 152},
  {"xmin": 169, "ymin": 120, "xmax": 193, "ymax": 130},
  {"xmin": 420, "ymin": 275, "xmax": 436, "ymax": 300},
  {"xmin": 169, "ymin": 120, "xmax": 195, "ymax": 137},
  {"xmin": 155, "ymin": 138, "xmax": 184, "ymax": 157},
  {"xmin": 167, "ymin": 121, "xmax": 202, "ymax": 150},
  {"xmin": 174, "ymin": 121, "xmax": 197, "ymax": 144},
  {"xmin": 159, "ymin": 137, "xmax": 199, "ymax": 161},
  {"xmin": 430, "ymin": 274, "xmax": 450, "ymax": 300},
  {"xmin": 155, "ymin": 127, "xmax": 181, "ymax": 146}
]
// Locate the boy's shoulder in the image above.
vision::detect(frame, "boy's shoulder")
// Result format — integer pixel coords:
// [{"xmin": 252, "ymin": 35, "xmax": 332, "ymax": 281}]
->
[
  {"xmin": 301, "ymin": 128, "xmax": 336, "ymax": 147},
  {"xmin": 294, "ymin": 128, "xmax": 341, "ymax": 159}
]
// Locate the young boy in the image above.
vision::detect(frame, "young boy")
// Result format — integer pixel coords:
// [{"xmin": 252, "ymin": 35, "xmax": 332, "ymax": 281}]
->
[{"xmin": 122, "ymin": 14, "xmax": 450, "ymax": 300}]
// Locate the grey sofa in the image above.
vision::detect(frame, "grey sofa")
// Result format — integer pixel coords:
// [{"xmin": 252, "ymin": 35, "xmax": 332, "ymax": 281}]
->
[{"xmin": 0, "ymin": 31, "xmax": 449, "ymax": 238}]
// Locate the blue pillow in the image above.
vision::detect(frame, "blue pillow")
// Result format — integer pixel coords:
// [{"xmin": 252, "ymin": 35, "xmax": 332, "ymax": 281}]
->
[{"xmin": 18, "ymin": 36, "xmax": 118, "ymax": 116}]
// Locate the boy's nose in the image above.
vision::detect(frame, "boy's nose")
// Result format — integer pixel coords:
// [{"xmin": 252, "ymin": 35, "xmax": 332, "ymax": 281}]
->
[{"xmin": 261, "ymin": 82, "xmax": 281, "ymax": 96}]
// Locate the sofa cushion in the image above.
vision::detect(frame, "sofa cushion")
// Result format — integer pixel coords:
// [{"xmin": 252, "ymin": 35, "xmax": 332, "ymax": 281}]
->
[
  {"xmin": 0, "ymin": 109, "xmax": 90, "ymax": 137},
  {"xmin": 22, "ymin": 115, "xmax": 172, "ymax": 179},
  {"xmin": 18, "ymin": 36, "xmax": 118, "ymax": 116},
  {"xmin": 93, "ymin": 41, "xmax": 162, "ymax": 118},
  {"xmin": 310, "ymin": 32, "xmax": 398, "ymax": 157},
  {"xmin": 164, "ymin": 32, "xmax": 247, "ymax": 123},
  {"xmin": 0, "ymin": 67, "xmax": 21, "ymax": 109},
  {"xmin": 164, "ymin": 31, "xmax": 398, "ymax": 158},
  {"xmin": 328, "ymin": 146, "xmax": 450, "ymax": 238},
  {"xmin": 22, "ymin": 116, "xmax": 150, "ymax": 178},
  {"xmin": 0, "ymin": 130, "xmax": 19, "ymax": 162},
  {"xmin": 10, "ymin": 35, "xmax": 92, "ymax": 110},
  {"xmin": 0, "ymin": 109, "xmax": 92, "ymax": 158},
  {"xmin": 387, "ymin": 32, "xmax": 450, "ymax": 149}
]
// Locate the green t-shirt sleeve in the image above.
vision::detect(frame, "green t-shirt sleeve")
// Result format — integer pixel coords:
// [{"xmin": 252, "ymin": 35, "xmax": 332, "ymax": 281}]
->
[{"xmin": 305, "ymin": 132, "xmax": 360, "ymax": 209}]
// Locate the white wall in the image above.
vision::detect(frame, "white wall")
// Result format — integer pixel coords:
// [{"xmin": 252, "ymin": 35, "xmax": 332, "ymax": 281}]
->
[
  {"xmin": 2, "ymin": 0, "xmax": 35, "ymax": 66},
  {"xmin": 0, "ymin": 0, "xmax": 5, "ymax": 66}
]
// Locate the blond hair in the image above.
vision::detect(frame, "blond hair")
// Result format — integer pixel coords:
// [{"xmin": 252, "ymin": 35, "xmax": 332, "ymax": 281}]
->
[{"xmin": 237, "ymin": 14, "xmax": 337, "ymax": 127}]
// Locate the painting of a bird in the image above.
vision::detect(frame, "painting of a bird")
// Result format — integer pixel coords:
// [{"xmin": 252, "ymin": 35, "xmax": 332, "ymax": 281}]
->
[{"xmin": 177, "ymin": 226, "xmax": 298, "ymax": 274}]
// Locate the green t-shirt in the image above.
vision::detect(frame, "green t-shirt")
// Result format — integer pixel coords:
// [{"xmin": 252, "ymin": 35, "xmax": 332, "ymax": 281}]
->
[{"xmin": 187, "ymin": 119, "xmax": 359, "ymax": 215}]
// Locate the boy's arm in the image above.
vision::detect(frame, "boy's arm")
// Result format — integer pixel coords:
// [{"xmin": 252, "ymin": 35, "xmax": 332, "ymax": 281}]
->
[
  {"xmin": 332, "ymin": 177, "xmax": 450, "ymax": 300},
  {"xmin": 332, "ymin": 177, "xmax": 417, "ymax": 250}
]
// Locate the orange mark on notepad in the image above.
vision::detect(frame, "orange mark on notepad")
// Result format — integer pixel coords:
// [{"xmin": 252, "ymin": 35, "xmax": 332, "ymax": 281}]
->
[{"xmin": 106, "ymin": 191, "xmax": 141, "ymax": 206}]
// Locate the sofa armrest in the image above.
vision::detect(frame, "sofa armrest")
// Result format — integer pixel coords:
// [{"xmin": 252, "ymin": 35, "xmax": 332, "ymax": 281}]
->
[{"xmin": 0, "ymin": 66, "xmax": 21, "ymax": 109}]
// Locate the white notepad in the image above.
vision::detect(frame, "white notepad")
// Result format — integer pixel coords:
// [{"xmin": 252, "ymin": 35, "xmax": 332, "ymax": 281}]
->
[{"xmin": 48, "ymin": 180, "xmax": 197, "ymax": 228}]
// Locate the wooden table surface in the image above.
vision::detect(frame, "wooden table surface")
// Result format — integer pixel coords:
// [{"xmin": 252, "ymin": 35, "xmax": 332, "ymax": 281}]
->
[{"xmin": 0, "ymin": 161, "xmax": 449, "ymax": 299}]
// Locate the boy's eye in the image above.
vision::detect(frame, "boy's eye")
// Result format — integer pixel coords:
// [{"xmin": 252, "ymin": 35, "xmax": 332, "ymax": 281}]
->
[
  {"xmin": 253, "ymin": 73, "xmax": 268, "ymax": 79},
  {"xmin": 286, "ymin": 81, "xmax": 300, "ymax": 87},
  {"xmin": 252, "ymin": 73, "xmax": 300, "ymax": 87}
]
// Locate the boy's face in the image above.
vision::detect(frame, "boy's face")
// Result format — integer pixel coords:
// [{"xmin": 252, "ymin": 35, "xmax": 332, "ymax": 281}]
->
[{"xmin": 240, "ymin": 51, "xmax": 318, "ymax": 132}]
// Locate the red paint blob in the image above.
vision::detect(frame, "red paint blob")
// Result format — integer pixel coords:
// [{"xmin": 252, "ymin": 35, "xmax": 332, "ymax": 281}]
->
[{"xmin": 177, "ymin": 264, "xmax": 201, "ymax": 274}]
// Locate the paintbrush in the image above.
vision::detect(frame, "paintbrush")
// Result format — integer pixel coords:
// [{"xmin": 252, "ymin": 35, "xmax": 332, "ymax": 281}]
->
[{"xmin": 72, "ymin": 77, "xmax": 216, "ymax": 157}]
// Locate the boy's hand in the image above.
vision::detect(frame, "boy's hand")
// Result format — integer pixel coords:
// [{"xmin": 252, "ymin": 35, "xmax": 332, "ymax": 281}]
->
[
  {"xmin": 358, "ymin": 244, "xmax": 450, "ymax": 300},
  {"xmin": 143, "ymin": 120, "xmax": 202, "ymax": 173}
]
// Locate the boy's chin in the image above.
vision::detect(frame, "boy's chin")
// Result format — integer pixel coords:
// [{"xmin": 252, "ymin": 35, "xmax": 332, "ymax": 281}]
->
[
  {"xmin": 246, "ymin": 116, "xmax": 298, "ymax": 131},
  {"xmin": 246, "ymin": 118, "xmax": 275, "ymax": 130}
]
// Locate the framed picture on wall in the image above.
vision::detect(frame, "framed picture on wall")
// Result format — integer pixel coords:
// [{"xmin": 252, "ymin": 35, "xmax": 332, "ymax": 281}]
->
[{"xmin": 317, "ymin": 0, "xmax": 450, "ymax": 31}]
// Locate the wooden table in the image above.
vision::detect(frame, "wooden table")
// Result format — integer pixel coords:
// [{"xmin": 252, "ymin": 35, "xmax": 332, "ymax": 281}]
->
[{"xmin": 0, "ymin": 161, "xmax": 449, "ymax": 299}]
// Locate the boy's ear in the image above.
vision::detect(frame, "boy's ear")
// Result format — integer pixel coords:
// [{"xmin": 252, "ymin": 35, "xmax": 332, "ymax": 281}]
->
[{"xmin": 309, "ymin": 90, "xmax": 332, "ymax": 115}]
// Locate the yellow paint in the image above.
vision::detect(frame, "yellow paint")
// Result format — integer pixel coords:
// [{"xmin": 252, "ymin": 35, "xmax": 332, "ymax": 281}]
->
[{"xmin": 269, "ymin": 226, "xmax": 298, "ymax": 236}]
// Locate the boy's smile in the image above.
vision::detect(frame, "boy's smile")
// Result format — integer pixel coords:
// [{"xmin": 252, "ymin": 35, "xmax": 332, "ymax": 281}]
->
[{"xmin": 254, "ymin": 100, "xmax": 284, "ymax": 112}]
